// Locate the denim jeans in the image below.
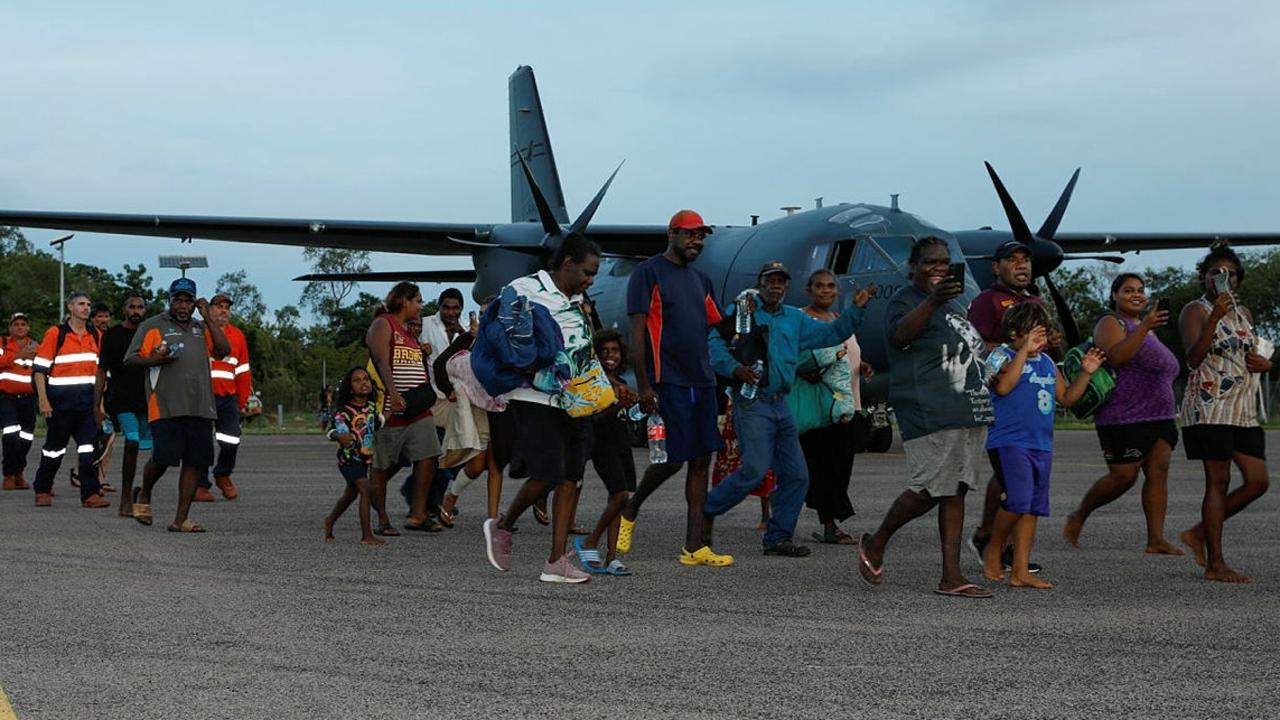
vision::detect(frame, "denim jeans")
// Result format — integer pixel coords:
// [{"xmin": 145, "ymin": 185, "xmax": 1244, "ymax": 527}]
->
[{"xmin": 705, "ymin": 391, "xmax": 809, "ymax": 547}]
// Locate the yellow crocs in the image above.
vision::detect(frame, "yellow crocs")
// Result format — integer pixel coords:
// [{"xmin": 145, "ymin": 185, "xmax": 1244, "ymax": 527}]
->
[
  {"xmin": 679, "ymin": 545, "xmax": 734, "ymax": 567},
  {"xmin": 617, "ymin": 516, "xmax": 636, "ymax": 554}
]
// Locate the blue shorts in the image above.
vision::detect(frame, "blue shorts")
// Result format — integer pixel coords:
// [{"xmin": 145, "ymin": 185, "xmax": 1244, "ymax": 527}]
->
[
  {"xmin": 654, "ymin": 383, "xmax": 723, "ymax": 464},
  {"xmin": 989, "ymin": 446, "xmax": 1051, "ymax": 517},
  {"xmin": 114, "ymin": 412, "xmax": 153, "ymax": 451},
  {"xmin": 338, "ymin": 463, "xmax": 369, "ymax": 487}
]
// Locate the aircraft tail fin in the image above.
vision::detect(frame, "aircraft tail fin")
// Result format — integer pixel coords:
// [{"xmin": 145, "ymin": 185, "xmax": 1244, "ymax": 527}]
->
[{"xmin": 509, "ymin": 66, "xmax": 569, "ymax": 225}]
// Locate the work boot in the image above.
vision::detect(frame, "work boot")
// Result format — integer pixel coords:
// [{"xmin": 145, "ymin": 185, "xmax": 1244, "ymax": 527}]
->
[
  {"xmin": 34, "ymin": 493, "xmax": 52, "ymax": 507},
  {"xmin": 2, "ymin": 475, "xmax": 16, "ymax": 491},
  {"xmin": 193, "ymin": 486, "xmax": 216, "ymax": 503},
  {"xmin": 14, "ymin": 472, "xmax": 30, "ymax": 490},
  {"xmin": 214, "ymin": 475, "xmax": 239, "ymax": 501},
  {"xmin": 81, "ymin": 495, "xmax": 110, "ymax": 509}
]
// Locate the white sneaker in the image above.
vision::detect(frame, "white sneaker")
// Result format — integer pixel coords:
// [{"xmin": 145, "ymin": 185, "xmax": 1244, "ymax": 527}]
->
[{"xmin": 539, "ymin": 553, "xmax": 591, "ymax": 583}]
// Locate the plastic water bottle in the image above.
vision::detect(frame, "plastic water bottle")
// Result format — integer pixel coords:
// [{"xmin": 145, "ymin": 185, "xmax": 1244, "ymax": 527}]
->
[
  {"xmin": 334, "ymin": 418, "xmax": 350, "ymax": 436},
  {"xmin": 170, "ymin": 342, "xmax": 185, "ymax": 357},
  {"xmin": 735, "ymin": 296, "xmax": 753, "ymax": 335},
  {"xmin": 102, "ymin": 419, "xmax": 114, "ymax": 434},
  {"xmin": 741, "ymin": 360, "xmax": 765, "ymax": 400},
  {"xmin": 360, "ymin": 424, "xmax": 376, "ymax": 456},
  {"xmin": 646, "ymin": 414, "xmax": 668, "ymax": 464}
]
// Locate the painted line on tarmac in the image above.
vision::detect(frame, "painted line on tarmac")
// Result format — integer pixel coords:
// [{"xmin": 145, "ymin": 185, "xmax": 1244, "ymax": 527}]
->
[{"xmin": 0, "ymin": 687, "xmax": 16, "ymax": 720}]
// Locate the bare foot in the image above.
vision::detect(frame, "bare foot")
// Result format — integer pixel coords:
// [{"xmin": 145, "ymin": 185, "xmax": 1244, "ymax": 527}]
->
[
  {"xmin": 982, "ymin": 544, "xmax": 1005, "ymax": 581},
  {"xmin": 1179, "ymin": 528, "xmax": 1206, "ymax": 567},
  {"xmin": 1145, "ymin": 539, "xmax": 1185, "ymax": 556},
  {"xmin": 323, "ymin": 518, "xmax": 335, "ymax": 541},
  {"xmin": 359, "ymin": 537, "xmax": 389, "ymax": 546},
  {"xmin": 1009, "ymin": 573, "xmax": 1054, "ymax": 589},
  {"xmin": 1062, "ymin": 512, "xmax": 1083, "ymax": 548},
  {"xmin": 1205, "ymin": 565, "xmax": 1251, "ymax": 584}
]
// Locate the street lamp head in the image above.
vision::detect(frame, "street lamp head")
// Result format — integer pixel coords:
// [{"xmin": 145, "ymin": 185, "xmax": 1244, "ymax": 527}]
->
[{"xmin": 49, "ymin": 233, "xmax": 74, "ymax": 248}]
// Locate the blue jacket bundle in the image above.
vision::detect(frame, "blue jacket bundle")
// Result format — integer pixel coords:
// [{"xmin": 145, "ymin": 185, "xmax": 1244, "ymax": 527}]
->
[{"xmin": 470, "ymin": 285, "xmax": 568, "ymax": 397}]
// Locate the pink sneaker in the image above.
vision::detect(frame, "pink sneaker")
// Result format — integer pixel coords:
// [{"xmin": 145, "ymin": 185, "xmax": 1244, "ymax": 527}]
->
[
  {"xmin": 483, "ymin": 517, "xmax": 514, "ymax": 572},
  {"xmin": 539, "ymin": 553, "xmax": 591, "ymax": 584}
]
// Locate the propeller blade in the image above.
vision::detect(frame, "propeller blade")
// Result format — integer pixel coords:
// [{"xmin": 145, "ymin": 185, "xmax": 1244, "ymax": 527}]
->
[
  {"xmin": 984, "ymin": 162, "xmax": 1036, "ymax": 246},
  {"xmin": 1036, "ymin": 168, "xmax": 1081, "ymax": 240},
  {"xmin": 515, "ymin": 150, "xmax": 562, "ymax": 236},
  {"xmin": 1043, "ymin": 274, "xmax": 1081, "ymax": 348},
  {"xmin": 568, "ymin": 161, "xmax": 624, "ymax": 238},
  {"xmin": 1062, "ymin": 253, "xmax": 1124, "ymax": 264}
]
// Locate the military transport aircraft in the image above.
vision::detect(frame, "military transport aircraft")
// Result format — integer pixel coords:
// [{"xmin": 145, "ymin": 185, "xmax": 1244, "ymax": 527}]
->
[{"xmin": 3, "ymin": 64, "xmax": 1279, "ymax": 450}]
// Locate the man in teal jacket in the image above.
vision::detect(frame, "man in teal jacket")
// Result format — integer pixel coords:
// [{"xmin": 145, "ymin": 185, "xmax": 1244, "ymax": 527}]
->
[{"xmin": 706, "ymin": 261, "xmax": 873, "ymax": 556}]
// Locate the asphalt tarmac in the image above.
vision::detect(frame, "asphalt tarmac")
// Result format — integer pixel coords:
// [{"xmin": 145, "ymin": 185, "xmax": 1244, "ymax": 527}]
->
[{"xmin": 1, "ymin": 431, "xmax": 1277, "ymax": 719}]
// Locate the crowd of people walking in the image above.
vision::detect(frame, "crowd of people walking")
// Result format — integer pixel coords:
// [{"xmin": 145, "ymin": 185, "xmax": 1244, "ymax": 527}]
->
[{"xmin": 2, "ymin": 215, "xmax": 1270, "ymax": 590}]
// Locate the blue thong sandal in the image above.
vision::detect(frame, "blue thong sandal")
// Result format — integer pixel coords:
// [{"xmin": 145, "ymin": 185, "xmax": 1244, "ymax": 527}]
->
[{"xmin": 573, "ymin": 536, "xmax": 609, "ymax": 574}]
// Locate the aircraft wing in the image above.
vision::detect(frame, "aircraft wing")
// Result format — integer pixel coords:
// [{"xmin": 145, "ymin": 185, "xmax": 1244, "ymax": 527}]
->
[
  {"xmin": 572, "ymin": 224, "xmax": 668, "ymax": 257},
  {"xmin": 0, "ymin": 209, "xmax": 488, "ymax": 256},
  {"xmin": 1056, "ymin": 232, "xmax": 1280, "ymax": 253},
  {"xmin": 292, "ymin": 270, "xmax": 477, "ymax": 282},
  {"xmin": 0, "ymin": 210, "xmax": 670, "ymax": 258}
]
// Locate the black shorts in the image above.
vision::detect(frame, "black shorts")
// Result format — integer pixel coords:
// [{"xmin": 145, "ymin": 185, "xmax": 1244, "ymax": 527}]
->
[
  {"xmin": 510, "ymin": 400, "xmax": 592, "ymax": 484},
  {"xmin": 1182, "ymin": 424, "xmax": 1266, "ymax": 461},
  {"xmin": 591, "ymin": 419, "xmax": 636, "ymax": 494},
  {"xmin": 338, "ymin": 463, "xmax": 369, "ymax": 487},
  {"xmin": 1095, "ymin": 420, "xmax": 1178, "ymax": 465},
  {"xmin": 149, "ymin": 417, "xmax": 215, "ymax": 468}
]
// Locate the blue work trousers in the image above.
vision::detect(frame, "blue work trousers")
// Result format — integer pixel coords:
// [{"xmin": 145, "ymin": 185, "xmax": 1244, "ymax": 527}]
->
[{"xmin": 705, "ymin": 392, "xmax": 809, "ymax": 547}]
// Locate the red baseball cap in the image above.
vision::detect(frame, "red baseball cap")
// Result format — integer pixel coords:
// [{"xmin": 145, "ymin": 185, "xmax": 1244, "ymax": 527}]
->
[{"xmin": 668, "ymin": 209, "xmax": 713, "ymax": 234}]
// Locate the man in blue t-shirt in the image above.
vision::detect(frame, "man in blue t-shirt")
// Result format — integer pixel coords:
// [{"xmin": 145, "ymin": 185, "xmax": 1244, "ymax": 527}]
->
[{"xmin": 618, "ymin": 209, "xmax": 733, "ymax": 568}]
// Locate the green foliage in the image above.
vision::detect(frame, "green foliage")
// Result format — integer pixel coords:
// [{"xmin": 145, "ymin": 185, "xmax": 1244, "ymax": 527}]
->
[
  {"xmin": 300, "ymin": 248, "xmax": 371, "ymax": 323},
  {"xmin": 215, "ymin": 270, "xmax": 267, "ymax": 325},
  {"xmin": 0, "ymin": 226, "xmax": 166, "ymax": 328}
]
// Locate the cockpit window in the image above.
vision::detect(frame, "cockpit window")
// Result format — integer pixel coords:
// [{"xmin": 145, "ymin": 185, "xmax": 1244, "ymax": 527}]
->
[{"xmin": 848, "ymin": 238, "xmax": 897, "ymax": 273}]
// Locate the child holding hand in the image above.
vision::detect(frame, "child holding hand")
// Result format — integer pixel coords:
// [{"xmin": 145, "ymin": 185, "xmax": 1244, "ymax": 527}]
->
[
  {"xmin": 984, "ymin": 304, "xmax": 1104, "ymax": 588},
  {"xmin": 323, "ymin": 367, "xmax": 386, "ymax": 546}
]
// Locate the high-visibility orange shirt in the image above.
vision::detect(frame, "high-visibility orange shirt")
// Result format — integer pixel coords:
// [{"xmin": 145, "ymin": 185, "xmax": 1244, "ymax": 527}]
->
[
  {"xmin": 0, "ymin": 336, "xmax": 38, "ymax": 396},
  {"xmin": 33, "ymin": 324, "xmax": 100, "ymax": 410},
  {"xmin": 207, "ymin": 323, "xmax": 252, "ymax": 407}
]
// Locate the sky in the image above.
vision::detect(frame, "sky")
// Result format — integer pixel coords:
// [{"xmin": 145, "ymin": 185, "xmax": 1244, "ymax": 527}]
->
[{"xmin": 3, "ymin": 1, "xmax": 1279, "ymax": 318}]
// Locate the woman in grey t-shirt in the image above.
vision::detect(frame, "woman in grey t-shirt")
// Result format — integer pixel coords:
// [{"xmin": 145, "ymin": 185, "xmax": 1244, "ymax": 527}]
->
[{"xmin": 856, "ymin": 237, "xmax": 994, "ymax": 599}]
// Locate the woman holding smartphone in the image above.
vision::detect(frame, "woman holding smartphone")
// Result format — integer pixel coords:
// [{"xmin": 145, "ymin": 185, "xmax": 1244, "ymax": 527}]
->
[
  {"xmin": 1063, "ymin": 273, "xmax": 1183, "ymax": 555},
  {"xmin": 1177, "ymin": 245, "xmax": 1271, "ymax": 583}
]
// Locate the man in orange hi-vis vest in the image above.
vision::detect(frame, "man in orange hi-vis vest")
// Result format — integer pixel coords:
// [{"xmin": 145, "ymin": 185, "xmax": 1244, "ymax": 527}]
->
[
  {"xmin": 31, "ymin": 293, "xmax": 110, "ymax": 508},
  {"xmin": 195, "ymin": 293, "xmax": 252, "ymax": 502},
  {"xmin": 1, "ymin": 312, "xmax": 39, "ymax": 491}
]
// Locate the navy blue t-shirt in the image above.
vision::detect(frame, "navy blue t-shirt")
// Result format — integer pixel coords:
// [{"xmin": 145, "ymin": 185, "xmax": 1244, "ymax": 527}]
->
[{"xmin": 626, "ymin": 255, "xmax": 722, "ymax": 388}]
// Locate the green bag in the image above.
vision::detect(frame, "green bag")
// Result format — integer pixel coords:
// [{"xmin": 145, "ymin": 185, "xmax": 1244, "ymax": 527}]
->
[{"xmin": 1061, "ymin": 337, "xmax": 1116, "ymax": 420}]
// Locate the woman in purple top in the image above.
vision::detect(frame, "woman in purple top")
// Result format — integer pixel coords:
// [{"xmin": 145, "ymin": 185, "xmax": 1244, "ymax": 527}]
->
[{"xmin": 1063, "ymin": 273, "xmax": 1184, "ymax": 555}]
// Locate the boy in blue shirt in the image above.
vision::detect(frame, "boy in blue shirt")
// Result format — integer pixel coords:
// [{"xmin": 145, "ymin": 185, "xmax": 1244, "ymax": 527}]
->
[{"xmin": 984, "ymin": 303, "xmax": 1103, "ymax": 588}]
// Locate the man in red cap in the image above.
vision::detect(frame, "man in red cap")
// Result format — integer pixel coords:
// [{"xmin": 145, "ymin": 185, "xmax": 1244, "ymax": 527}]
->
[
  {"xmin": 195, "ymin": 293, "xmax": 253, "ymax": 501},
  {"xmin": 618, "ymin": 209, "xmax": 734, "ymax": 567}
]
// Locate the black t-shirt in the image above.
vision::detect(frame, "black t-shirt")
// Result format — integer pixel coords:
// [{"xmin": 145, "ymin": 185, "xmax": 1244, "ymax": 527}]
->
[{"xmin": 100, "ymin": 324, "xmax": 148, "ymax": 415}]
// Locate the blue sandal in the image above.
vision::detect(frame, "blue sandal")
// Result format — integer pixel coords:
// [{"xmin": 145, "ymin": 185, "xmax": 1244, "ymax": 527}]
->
[
  {"xmin": 573, "ymin": 536, "xmax": 608, "ymax": 574},
  {"xmin": 604, "ymin": 559, "xmax": 632, "ymax": 576}
]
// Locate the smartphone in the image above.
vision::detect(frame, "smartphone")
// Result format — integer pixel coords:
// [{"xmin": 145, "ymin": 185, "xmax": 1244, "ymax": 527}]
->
[
  {"xmin": 1155, "ymin": 298, "xmax": 1170, "ymax": 314},
  {"xmin": 1213, "ymin": 269, "xmax": 1231, "ymax": 294},
  {"xmin": 948, "ymin": 262, "xmax": 966, "ymax": 286},
  {"xmin": 469, "ymin": 310, "xmax": 477, "ymax": 324}
]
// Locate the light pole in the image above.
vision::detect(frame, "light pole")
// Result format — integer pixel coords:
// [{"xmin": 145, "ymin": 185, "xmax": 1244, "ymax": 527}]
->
[{"xmin": 49, "ymin": 234, "xmax": 74, "ymax": 306}]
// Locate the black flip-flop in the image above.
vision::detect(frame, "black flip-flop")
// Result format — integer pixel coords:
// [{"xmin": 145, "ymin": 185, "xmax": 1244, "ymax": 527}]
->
[{"xmin": 404, "ymin": 520, "xmax": 443, "ymax": 533}]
